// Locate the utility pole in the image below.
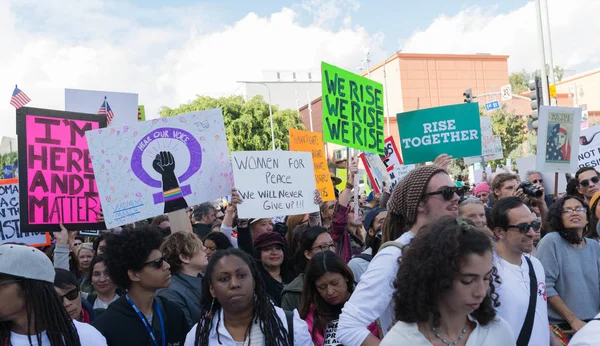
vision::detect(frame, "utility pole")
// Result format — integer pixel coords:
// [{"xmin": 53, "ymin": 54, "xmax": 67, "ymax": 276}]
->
[{"xmin": 535, "ymin": 0, "xmax": 550, "ymax": 106}]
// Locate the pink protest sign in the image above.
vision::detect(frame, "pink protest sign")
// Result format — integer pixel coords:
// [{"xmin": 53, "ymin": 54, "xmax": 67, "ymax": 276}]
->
[{"xmin": 17, "ymin": 107, "xmax": 107, "ymax": 232}]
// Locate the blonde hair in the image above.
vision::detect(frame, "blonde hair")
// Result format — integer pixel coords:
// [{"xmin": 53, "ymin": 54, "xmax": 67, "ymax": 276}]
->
[{"xmin": 160, "ymin": 232, "xmax": 202, "ymax": 273}]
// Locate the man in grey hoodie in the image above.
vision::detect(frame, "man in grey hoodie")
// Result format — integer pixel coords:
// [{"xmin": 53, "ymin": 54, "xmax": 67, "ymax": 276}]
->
[{"xmin": 157, "ymin": 232, "xmax": 208, "ymax": 326}]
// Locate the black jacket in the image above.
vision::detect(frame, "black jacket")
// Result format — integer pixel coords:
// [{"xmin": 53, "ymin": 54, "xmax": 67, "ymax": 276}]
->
[{"xmin": 92, "ymin": 295, "xmax": 190, "ymax": 346}]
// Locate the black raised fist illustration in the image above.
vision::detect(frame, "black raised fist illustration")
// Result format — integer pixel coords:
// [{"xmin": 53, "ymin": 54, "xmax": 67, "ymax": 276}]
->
[{"xmin": 153, "ymin": 151, "xmax": 188, "ymax": 213}]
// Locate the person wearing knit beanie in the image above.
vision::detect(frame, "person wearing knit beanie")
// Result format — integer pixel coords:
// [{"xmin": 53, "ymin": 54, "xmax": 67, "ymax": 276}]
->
[
  {"xmin": 338, "ymin": 164, "xmax": 459, "ymax": 345},
  {"xmin": 473, "ymin": 182, "xmax": 491, "ymax": 204}
]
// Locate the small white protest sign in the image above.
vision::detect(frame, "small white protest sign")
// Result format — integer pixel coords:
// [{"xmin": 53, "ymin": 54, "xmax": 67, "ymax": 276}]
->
[
  {"xmin": 578, "ymin": 124, "xmax": 600, "ymax": 169},
  {"xmin": 232, "ymin": 151, "xmax": 319, "ymax": 218}
]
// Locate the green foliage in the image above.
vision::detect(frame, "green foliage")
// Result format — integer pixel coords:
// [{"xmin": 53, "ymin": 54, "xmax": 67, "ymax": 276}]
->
[
  {"xmin": 509, "ymin": 65, "xmax": 565, "ymax": 94},
  {"xmin": 487, "ymin": 105, "xmax": 526, "ymax": 167},
  {"xmin": 160, "ymin": 95, "xmax": 305, "ymax": 151},
  {"xmin": 0, "ymin": 152, "xmax": 17, "ymax": 179}
]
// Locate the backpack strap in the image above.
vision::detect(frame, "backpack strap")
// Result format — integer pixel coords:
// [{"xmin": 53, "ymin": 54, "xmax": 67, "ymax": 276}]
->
[
  {"xmin": 378, "ymin": 241, "xmax": 404, "ymax": 252},
  {"xmin": 516, "ymin": 256, "xmax": 538, "ymax": 346},
  {"xmin": 353, "ymin": 254, "xmax": 374, "ymax": 262},
  {"xmin": 284, "ymin": 310, "xmax": 294, "ymax": 345}
]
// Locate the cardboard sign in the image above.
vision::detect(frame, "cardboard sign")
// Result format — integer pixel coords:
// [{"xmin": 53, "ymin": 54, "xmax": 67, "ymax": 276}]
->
[
  {"xmin": 321, "ymin": 61, "xmax": 385, "ymax": 154},
  {"xmin": 17, "ymin": 108, "xmax": 106, "ymax": 232},
  {"xmin": 86, "ymin": 109, "xmax": 233, "ymax": 228},
  {"xmin": 536, "ymin": 106, "xmax": 582, "ymax": 173},
  {"xmin": 232, "ymin": 151, "xmax": 319, "ymax": 218},
  {"xmin": 289, "ymin": 129, "xmax": 335, "ymax": 201},
  {"xmin": 397, "ymin": 103, "xmax": 482, "ymax": 164},
  {"xmin": 360, "ymin": 152, "xmax": 391, "ymax": 194},
  {"xmin": 381, "ymin": 136, "xmax": 414, "ymax": 189},
  {"xmin": 0, "ymin": 179, "xmax": 50, "ymax": 247},
  {"xmin": 464, "ymin": 135, "xmax": 504, "ymax": 164},
  {"xmin": 577, "ymin": 124, "xmax": 600, "ymax": 169},
  {"xmin": 65, "ymin": 89, "xmax": 138, "ymax": 128},
  {"xmin": 138, "ymin": 105, "xmax": 146, "ymax": 122}
]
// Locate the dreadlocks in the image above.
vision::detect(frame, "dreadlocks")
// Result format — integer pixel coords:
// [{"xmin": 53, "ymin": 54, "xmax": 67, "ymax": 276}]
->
[
  {"xmin": 0, "ymin": 277, "xmax": 81, "ymax": 346},
  {"xmin": 194, "ymin": 248, "xmax": 291, "ymax": 346}
]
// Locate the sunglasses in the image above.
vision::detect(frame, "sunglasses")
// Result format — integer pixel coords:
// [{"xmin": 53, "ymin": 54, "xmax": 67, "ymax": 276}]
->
[
  {"xmin": 579, "ymin": 176, "xmax": 600, "ymax": 187},
  {"xmin": 143, "ymin": 256, "xmax": 166, "ymax": 269},
  {"xmin": 425, "ymin": 186, "xmax": 459, "ymax": 201},
  {"xmin": 505, "ymin": 221, "xmax": 541, "ymax": 234},
  {"xmin": 60, "ymin": 287, "xmax": 80, "ymax": 301},
  {"xmin": 532, "ymin": 179, "xmax": 543, "ymax": 184}
]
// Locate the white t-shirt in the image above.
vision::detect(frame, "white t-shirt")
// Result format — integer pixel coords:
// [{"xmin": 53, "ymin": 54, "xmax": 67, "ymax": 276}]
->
[
  {"xmin": 10, "ymin": 320, "xmax": 107, "ymax": 346},
  {"xmin": 323, "ymin": 319, "xmax": 342, "ymax": 346},
  {"xmin": 380, "ymin": 315, "xmax": 515, "ymax": 346},
  {"xmin": 495, "ymin": 254, "xmax": 549, "ymax": 346}
]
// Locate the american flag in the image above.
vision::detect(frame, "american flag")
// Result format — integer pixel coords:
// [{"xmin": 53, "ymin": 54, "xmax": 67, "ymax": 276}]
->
[
  {"xmin": 98, "ymin": 96, "xmax": 115, "ymax": 125},
  {"xmin": 10, "ymin": 85, "xmax": 31, "ymax": 109}
]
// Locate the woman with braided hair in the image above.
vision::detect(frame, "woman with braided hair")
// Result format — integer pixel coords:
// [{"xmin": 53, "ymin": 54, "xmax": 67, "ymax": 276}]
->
[
  {"xmin": 184, "ymin": 248, "xmax": 312, "ymax": 346},
  {"xmin": 0, "ymin": 244, "xmax": 106, "ymax": 346}
]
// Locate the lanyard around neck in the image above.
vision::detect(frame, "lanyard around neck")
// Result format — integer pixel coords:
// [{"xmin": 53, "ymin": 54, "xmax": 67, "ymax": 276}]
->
[{"xmin": 125, "ymin": 294, "xmax": 166, "ymax": 346}]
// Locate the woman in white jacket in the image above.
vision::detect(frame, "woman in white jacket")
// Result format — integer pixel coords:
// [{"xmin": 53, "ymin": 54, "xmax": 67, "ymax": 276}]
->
[
  {"xmin": 184, "ymin": 248, "xmax": 312, "ymax": 346},
  {"xmin": 381, "ymin": 217, "xmax": 515, "ymax": 346}
]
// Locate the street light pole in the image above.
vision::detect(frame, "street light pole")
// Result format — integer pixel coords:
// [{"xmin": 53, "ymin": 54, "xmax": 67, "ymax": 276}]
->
[{"xmin": 237, "ymin": 81, "xmax": 276, "ymax": 150}]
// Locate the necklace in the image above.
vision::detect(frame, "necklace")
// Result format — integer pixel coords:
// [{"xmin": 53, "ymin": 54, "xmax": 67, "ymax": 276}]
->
[{"xmin": 432, "ymin": 325, "xmax": 467, "ymax": 346}]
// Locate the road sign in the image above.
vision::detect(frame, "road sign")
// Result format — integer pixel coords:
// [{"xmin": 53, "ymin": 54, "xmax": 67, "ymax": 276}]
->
[
  {"xmin": 485, "ymin": 101, "xmax": 500, "ymax": 111},
  {"xmin": 549, "ymin": 84, "xmax": 557, "ymax": 98},
  {"xmin": 500, "ymin": 84, "xmax": 513, "ymax": 101}
]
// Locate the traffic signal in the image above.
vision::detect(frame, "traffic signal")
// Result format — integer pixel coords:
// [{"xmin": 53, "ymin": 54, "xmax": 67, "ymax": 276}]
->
[
  {"xmin": 463, "ymin": 88, "xmax": 473, "ymax": 103},
  {"xmin": 528, "ymin": 77, "xmax": 542, "ymax": 130}
]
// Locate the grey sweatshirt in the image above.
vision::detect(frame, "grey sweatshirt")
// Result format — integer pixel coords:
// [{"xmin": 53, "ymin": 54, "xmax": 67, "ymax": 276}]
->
[
  {"xmin": 156, "ymin": 273, "xmax": 203, "ymax": 327},
  {"xmin": 536, "ymin": 232, "xmax": 600, "ymax": 324}
]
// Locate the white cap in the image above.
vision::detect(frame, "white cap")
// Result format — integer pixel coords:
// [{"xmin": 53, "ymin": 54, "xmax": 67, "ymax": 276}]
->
[{"xmin": 0, "ymin": 245, "xmax": 55, "ymax": 283}]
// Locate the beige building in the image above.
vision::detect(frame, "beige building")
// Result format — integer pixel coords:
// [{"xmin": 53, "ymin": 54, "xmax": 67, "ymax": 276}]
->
[{"xmin": 554, "ymin": 68, "xmax": 600, "ymax": 121}]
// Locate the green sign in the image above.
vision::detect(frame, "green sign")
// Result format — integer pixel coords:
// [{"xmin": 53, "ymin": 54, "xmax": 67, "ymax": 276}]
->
[
  {"xmin": 397, "ymin": 103, "xmax": 482, "ymax": 164},
  {"xmin": 321, "ymin": 61, "xmax": 385, "ymax": 154}
]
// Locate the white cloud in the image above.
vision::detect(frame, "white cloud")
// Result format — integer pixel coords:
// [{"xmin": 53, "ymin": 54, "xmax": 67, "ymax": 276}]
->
[
  {"xmin": 0, "ymin": 0, "xmax": 384, "ymax": 139},
  {"xmin": 399, "ymin": 0, "xmax": 600, "ymax": 74}
]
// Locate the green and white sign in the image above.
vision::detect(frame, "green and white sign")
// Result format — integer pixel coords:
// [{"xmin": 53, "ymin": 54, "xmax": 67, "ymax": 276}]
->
[
  {"xmin": 321, "ymin": 61, "xmax": 385, "ymax": 154},
  {"xmin": 397, "ymin": 103, "xmax": 482, "ymax": 164}
]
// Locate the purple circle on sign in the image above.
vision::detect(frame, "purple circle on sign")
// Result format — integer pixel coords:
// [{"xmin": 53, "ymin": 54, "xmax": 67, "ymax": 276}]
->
[{"xmin": 130, "ymin": 127, "xmax": 202, "ymax": 188}]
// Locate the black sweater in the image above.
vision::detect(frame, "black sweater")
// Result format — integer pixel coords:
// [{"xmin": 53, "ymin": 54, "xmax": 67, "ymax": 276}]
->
[{"xmin": 92, "ymin": 295, "xmax": 190, "ymax": 346}]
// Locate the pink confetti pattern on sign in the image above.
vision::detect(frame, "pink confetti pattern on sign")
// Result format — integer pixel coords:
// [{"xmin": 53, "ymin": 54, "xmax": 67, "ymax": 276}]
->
[
  {"xmin": 179, "ymin": 117, "xmax": 186, "ymax": 123},
  {"xmin": 124, "ymin": 126, "xmax": 129, "ymax": 133}
]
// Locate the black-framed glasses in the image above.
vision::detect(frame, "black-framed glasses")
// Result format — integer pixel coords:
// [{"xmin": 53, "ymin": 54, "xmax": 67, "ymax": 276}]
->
[
  {"xmin": 562, "ymin": 207, "xmax": 587, "ymax": 214},
  {"xmin": 532, "ymin": 179, "xmax": 543, "ymax": 184},
  {"xmin": 312, "ymin": 243, "xmax": 336, "ymax": 252},
  {"xmin": 60, "ymin": 287, "xmax": 80, "ymax": 301},
  {"xmin": 0, "ymin": 279, "xmax": 22, "ymax": 286},
  {"xmin": 579, "ymin": 176, "xmax": 600, "ymax": 187},
  {"xmin": 505, "ymin": 221, "xmax": 541, "ymax": 234},
  {"xmin": 425, "ymin": 186, "xmax": 459, "ymax": 201},
  {"xmin": 143, "ymin": 256, "xmax": 166, "ymax": 269}
]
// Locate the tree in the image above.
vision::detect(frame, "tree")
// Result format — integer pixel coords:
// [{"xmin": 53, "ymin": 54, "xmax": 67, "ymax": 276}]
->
[
  {"xmin": 0, "ymin": 152, "xmax": 17, "ymax": 179},
  {"xmin": 487, "ymin": 105, "xmax": 526, "ymax": 167},
  {"xmin": 509, "ymin": 65, "xmax": 564, "ymax": 94},
  {"xmin": 160, "ymin": 95, "xmax": 305, "ymax": 151}
]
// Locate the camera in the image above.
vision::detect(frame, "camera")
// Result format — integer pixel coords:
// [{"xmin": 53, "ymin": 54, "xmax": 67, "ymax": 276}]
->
[{"xmin": 520, "ymin": 181, "xmax": 543, "ymax": 198}]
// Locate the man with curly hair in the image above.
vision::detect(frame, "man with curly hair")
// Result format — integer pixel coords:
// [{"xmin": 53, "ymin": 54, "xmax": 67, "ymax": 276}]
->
[
  {"xmin": 490, "ymin": 198, "xmax": 560, "ymax": 346},
  {"xmin": 338, "ymin": 164, "xmax": 460, "ymax": 345},
  {"xmin": 92, "ymin": 227, "xmax": 190, "ymax": 346}
]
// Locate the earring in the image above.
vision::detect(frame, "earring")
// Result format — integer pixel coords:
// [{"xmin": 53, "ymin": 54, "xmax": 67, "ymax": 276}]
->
[
  {"xmin": 205, "ymin": 298, "xmax": 215, "ymax": 319},
  {"xmin": 253, "ymin": 293, "xmax": 258, "ymax": 304}
]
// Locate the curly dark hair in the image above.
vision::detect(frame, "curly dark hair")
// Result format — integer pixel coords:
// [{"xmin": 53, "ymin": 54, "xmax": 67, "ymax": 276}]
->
[
  {"xmin": 393, "ymin": 216, "xmax": 500, "ymax": 328},
  {"xmin": 193, "ymin": 248, "xmax": 291, "ymax": 346},
  {"xmin": 102, "ymin": 226, "xmax": 164, "ymax": 289},
  {"xmin": 545, "ymin": 195, "xmax": 589, "ymax": 244},
  {"xmin": 299, "ymin": 251, "xmax": 354, "ymax": 344}
]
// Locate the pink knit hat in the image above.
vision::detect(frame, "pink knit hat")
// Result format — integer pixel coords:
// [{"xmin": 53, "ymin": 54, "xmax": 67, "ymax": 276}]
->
[{"xmin": 473, "ymin": 182, "xmax": 490, "ymax": 196}]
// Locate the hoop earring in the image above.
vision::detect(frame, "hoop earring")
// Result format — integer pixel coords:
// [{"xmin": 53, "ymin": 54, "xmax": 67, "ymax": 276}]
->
[{"xmin": 205, "ymin": 298, "xmax": 215, "ymax": 319}]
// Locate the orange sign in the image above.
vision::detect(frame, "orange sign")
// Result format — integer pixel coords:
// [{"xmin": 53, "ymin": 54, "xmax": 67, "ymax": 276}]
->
[{"xmin": 289, "ymin": 129, "xmax": 335, "ymax": 201}]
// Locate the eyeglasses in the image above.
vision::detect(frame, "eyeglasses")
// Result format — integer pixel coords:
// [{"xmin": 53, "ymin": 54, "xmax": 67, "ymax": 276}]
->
[
  {"xmin": 143, "ymin": 256, "xmax": 166, "ymax": 269},
  {"xmin": 425, "ymin": 186, "xmax": 459, "ymax": 201},
  {"xmin": 60, "ymin": 287, "xmax": 80, "ymax": 301},
  {"xmin": 532, "ymin": 179, "xmax": 543, "ymax": 184},
  {"xmin": 562, "ymin": 207, "xmax": 587, "ymax": 214},
  {"xmin": 312, "ymin": 243, "xmax": 336, "ymax": 252},
  {"xmin": 579, "ymin": 176, "xmax": 600, "ymax": 187},
  {"xmin": 505, "ymin": 221, "xmax": 541, "ymax": 234},
  {"xmin": 0, "ymin": 279, "xmax": 22, "ymax": 286}
]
